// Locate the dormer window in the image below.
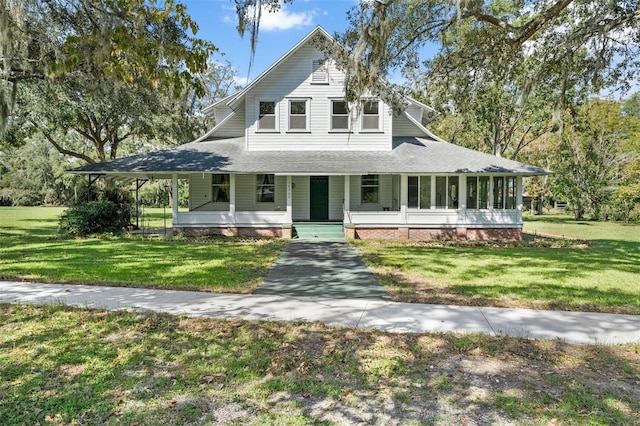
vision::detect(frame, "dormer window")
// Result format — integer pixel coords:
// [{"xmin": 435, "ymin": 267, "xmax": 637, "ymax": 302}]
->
[
  {"xmin": 258, "ymin": 101, "xmax": 277, "ymax": 131},
  {"xmin": 311, "ymin": 59, "xmax": 328, "ymax": 84},
  {"xmin": 361, "ymin": 100, "xmax": 381, "ymax": 131}
]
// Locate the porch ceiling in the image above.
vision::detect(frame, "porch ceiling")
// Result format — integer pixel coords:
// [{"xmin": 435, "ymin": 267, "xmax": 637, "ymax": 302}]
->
[{"xmin": 68, "ymin": 136, "xmax": 550, "ymax": 177}]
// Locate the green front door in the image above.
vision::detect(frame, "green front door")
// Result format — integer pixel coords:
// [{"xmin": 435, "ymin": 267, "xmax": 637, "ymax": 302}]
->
[{"xmin": 310, "ymin": 176, "xmax": 329, "ymax": 221}]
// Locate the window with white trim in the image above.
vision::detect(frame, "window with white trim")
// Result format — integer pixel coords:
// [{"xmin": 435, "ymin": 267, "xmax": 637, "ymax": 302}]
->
[
  {"xmin": 435, "ymin": 176, "xmax": 459, "ymax": 209},
  {"xmin": 256, "ymin": 174, "xmax": 275, "ymax": 203},
  {"xmin": 493, "ymin": 176, "xmax": 505, "ymax": 209},
  {"xmin": 408, "ymin": 176, "xmax": 431, "ymax": 209},
  {"xmin": 468, "ymin": 176, "xmax": 491, "ymax": 209},
  {"xmin": 331, "ymin": 100, "xmax": 349, "ymax": 130},
  {"xmin": 361, "ymin": 100, "xmax": 380, "ymax": 130},
  {"xmin": 361, "ymin": 174, "xmax": 379, "ymax": 204},
  {"xmin": 311, "ymin": 59, "xmax": 328, "ymax": 84},
  {"xmin": 258, "ymin": 101, "xmax": 276, "ymax": 131},
  {"xmin": 211, "ymin": 174, "xmax": 230, "ymax": 203},
  {"xmin": 288, "ymin": 99, "xmax": 308, "ymax": 131},
  {"xmin": 506, "ymin": 176, "xmax": 517, "ymax": 209}
]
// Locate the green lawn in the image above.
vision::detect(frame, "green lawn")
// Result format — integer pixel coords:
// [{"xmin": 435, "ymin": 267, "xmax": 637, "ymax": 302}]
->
[
  {"xmin": 0, "ymin": 207, "xmax": 286, "ymax": 292},
  {"xmin": 354, "ymin": 214, "xmax": 640, "ymax": 314},
  {"xmin": 2, "ymin": 207, "xmax": 640, "ymax": 314},
  {"xmin": 1, "ymin": 304, "xmax": 638, "ymax": 425}
]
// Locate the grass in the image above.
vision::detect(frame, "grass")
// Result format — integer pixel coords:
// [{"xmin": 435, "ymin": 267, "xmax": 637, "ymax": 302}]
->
[
  {"xmin": 0, "ymin": 207, "xmax": 286, "ymax": 292},
  {"xmin": 2, "ymin": 207, "xmax": 639, "ymax": 313},
  {"xmin": 1, "ymin": 304, "xmax": 638, "ymax": 425},
  {"xmin": 353, "ymin": 214, "xmax": 640, "ymax": 314}
]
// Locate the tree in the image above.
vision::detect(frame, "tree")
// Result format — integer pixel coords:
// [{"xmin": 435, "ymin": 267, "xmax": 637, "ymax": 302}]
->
[
  {"xmin": 8, "ymin": 70, "xmax": 204, "ymax": 165},
  {"xmin": 1, "ymin": 0, "xmax": 216, "ymax": 131},
  {"xmin": 552, "ymin": 99, "xmax": 635, "ymax": 220},
  {"xmin": 236, "ymin": 1, "xmax": 639, "ymax": 111}
]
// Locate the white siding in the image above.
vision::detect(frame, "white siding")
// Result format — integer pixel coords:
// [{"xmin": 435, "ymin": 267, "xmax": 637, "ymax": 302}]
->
[
  {"xmin": 350, "ymin": 175, "xmax": 394, "ymax": 211},
  {"xmin": 275, "ymin": 175, "xmax": 287, "ymax": 210},
  {"xmin": 188, "ymin": 174, "xmax": 229, "ymax": 212},
  {"xmin": 329, "ymin": 175, "xmax": 344, "ymax": 220},
  {"xmin": 392, "ymin": 112, "xmax": 429, "ymax": 137},
  {"xmin": 235, "ymin": 174, "xmax": 281, "ymax": 211},
  {"xmin": 212, "ymin": 101, "xmax": 246, "ymax": 138},
  {"xmin": 245, "ymin": 42, "xmax": 392, "ymax": 151},
  {"xmin": 292, "ymin": 176, "xmax": 310, "ymax": 220}
]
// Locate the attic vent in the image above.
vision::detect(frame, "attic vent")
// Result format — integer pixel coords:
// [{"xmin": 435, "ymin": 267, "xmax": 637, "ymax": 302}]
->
[{"xmin": 311, "ymin": 59, "xmax": 328, "ymax": 84}]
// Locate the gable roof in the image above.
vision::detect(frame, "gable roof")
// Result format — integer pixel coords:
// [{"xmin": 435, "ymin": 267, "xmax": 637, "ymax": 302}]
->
[
  {"xmin": 70, "ymin": 137, "xmax": 550, "ymax": 178},
  {"xmin": 199, "ymin": 26, "xmax": 437, "ymax": 140}
]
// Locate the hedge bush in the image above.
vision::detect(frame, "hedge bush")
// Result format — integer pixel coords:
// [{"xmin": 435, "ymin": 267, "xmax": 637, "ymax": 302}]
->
[{"xmin": 59, "ymin": 201, "xmax": 131, "ymax": 237}]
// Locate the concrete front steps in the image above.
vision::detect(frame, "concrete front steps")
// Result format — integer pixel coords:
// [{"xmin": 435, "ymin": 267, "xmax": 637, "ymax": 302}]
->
[{"xmin": 293, "ymin": 222, "xmax": 344, "ymax": 239}]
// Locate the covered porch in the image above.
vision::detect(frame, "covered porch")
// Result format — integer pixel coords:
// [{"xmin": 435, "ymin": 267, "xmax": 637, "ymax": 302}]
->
[{"xmin": 172, "ymin": 172, "xmax": 524, "ymax": 240}]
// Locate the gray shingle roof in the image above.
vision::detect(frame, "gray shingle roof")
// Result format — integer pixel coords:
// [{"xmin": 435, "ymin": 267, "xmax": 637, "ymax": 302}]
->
[{"xmin": 69, "ymin": 137, "xmax": 550, "ymax": 176}]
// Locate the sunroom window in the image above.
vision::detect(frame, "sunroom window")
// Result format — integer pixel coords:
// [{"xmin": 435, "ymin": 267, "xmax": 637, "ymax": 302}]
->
[
  {"xmin": 506, "ymin": 176, "xmax": 517, "ymax": 209},
  {"xmin": 408, "ymin": 176, "xmax": 431, "ymax": 209},
  {"xmin": 493, "ymin": 176, "xmax": 505, "ymax": 209},
  {"xmin": 467, "ymin": 176, "xmax": 490, "ymax": 209},
  {"xmin": 258, "ymin": 101, "xmax": 276, "ymax": 130},
  {"xmin": 361, "ymin": 174, "xmax": 379, "ymax": 204},
  {"xmin": 211, "ymin": 174, "xmax": 230, "ymax": 203},
  {"xmin": 435, "ymin": 176, "xmax": 459, "ymax": 209},
  {"xmin": 256, "ymin": 174, "xmax": 275, "ymax": 203}
]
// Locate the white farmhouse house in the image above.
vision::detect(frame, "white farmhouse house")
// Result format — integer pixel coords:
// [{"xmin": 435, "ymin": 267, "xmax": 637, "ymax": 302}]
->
[{"xmin": 71, "ymin": 27, "xmax": 549, "ymax": 240}]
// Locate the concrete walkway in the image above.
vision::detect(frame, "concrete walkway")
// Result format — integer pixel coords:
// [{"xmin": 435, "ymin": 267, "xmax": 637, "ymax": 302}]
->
[
  {"xmin": 1, "ymin": 281, "xmax": 639, "ymax": 345},
  {"xmin": 256, "ymin": 240, "xmax": 390, "ymax": 300}
]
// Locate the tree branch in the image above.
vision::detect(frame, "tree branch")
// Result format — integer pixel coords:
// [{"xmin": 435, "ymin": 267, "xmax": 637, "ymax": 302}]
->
[{"xmin": 30, "ymin": 120, "xmax": 96, "ymax": 164}]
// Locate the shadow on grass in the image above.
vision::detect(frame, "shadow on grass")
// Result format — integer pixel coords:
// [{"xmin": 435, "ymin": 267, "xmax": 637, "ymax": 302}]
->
[
  {"xmin": 1, "ymin": 305, "xmax": 638, "ymax": 425},
  {"xmin": 358, "ymin": 240, "xmax": 640, "ymax": 313},
  {"xmin": 0, "ymin": 230, "xmax": 287, "ymax": 292}
]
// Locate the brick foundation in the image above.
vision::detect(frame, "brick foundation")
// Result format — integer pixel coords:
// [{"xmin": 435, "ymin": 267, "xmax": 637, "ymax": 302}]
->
[
  {"xmin": 349, "ymin": 227, "xmax": 522, "ymax": 241},
  {"xmin": 174, "ymin": 226, "xmax": 286, "ymax": 238},
  {"xmin": 466, "ymin": 228, "xmax": 522, "ymax": 241},
  {"xmin": 174, "ymin": 225, "xmax": 522, "ymax": 241}
]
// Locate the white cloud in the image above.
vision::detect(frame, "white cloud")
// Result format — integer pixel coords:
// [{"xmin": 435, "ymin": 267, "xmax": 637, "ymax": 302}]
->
[
  {"xmin": 253, "ymin": 4, "xmax": 315, "ymax": 32},
  {"xmin": 234, "ymin": 76, "xmax": 252, "ymax": 86}
]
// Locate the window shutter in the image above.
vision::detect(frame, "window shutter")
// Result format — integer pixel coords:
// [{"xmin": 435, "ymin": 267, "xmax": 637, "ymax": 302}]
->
[{"xmin": 311, "ymin": 59, "xmax": 328, "ymax": 83}]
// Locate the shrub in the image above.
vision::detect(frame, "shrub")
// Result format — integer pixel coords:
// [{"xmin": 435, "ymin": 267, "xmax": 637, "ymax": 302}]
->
[{"xmin": 59, "ymin": 201, "xmax": 131, "ymax": 237}]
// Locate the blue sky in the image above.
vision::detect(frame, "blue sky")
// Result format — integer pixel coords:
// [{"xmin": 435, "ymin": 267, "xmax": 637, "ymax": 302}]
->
[{"xmin": 181, "ymin": 0, "xmax": 361, "ymax": 84}]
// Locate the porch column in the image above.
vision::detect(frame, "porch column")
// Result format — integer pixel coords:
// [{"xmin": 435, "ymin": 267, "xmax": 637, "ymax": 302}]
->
[
  {"xmin": 343, "ymin": 175, "xmax": 351, "ymax": 223},
  {"xmin": 285, "ymin": 175, "xmax": 292, "ymax": 224},
  {"xmin": 171, "ymin": 173, "xmax": 179, "ymax": 225},
  {"xmin": 229, "ymin": 174, "xmax": 236, "ymax": 224},
  {"xmin": 458, "ymin": 174, "xmax": 467, "ymax": 211},
  {"xmin": 516, "ymin": 175, "xmax": 523, "ymax": 223},
  {"xmin": 400, "ymin": 174, "xmax": 408, "ymax": 224},
  {"xmin": 489, "ymin": 176, "xmax": 495, "ymax": 210}
]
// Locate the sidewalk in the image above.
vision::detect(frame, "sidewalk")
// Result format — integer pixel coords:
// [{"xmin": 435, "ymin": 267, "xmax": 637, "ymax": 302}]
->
[{"xmin": 1, "ymin": 281, "xmax": 639, "ymax": 345}]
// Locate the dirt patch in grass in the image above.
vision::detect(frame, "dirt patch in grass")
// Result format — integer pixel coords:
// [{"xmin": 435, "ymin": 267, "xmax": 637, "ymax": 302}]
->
[{"xmin": 1, "ymin": 304, "xmax": 639, "ymax": 425}]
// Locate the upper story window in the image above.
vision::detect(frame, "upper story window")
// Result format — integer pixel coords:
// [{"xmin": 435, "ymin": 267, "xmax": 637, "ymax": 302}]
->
[
  {"xmin": 288, "ymin": 99, "xmax": 309, "ymax": 131},
  {"xmin": 311, "ymin": 59, "xmax": 328, "ymax": 84},
  {"xmin": 331, "ymin": 100, "xmax": 349, "ymax": 131},
  {"xmin": 256, "ymin": 174, "xmax": 275, "ymax": 203},
  {"xmin": 211, "ymin": 174, "xmax": 230, "ymax": 203},
  {"xmin": 361, "ymin": 100, "xmax": 381, "ymax": 131},
  {"xmin": 361, "ymin": 174, "xmax": 379, "ymax": 204},
  {"xmin": 258, "ymin": 101, "xmax": 277, "ymax": 131}
]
